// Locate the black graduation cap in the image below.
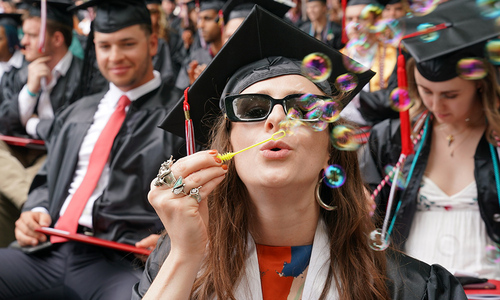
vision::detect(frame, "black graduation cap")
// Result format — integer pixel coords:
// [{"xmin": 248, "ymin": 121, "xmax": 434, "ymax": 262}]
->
[
  {"xmin": 15, "ymin": 2, "xmax": 31, "ymax": 11},
  {"xmin": 25, "ymin": 0, "xmax": 74, "ymax": 27},
  {"xmin": 219, "ymin": 0, "xmax": 292, "ymax": 24},
  {"xmin": 397, "ymin": 0, "xmax": 498, "ymax": 81},
  {"xmin": 68, "ymin": 0, "xmax": 151, "ymax": 33},
  {"xmin": 145, "ymin": 0, "xmax": 162, "ymax": 4},
  {"xmin": 199, "ymin": 0, "xmax": 225, "ymax": 12},
  {"xmin": 159, "ymin": 5, "xmax": 375, "ymax": 146},
  {"xmin": 0, "ymin": 13, "xmax": 22, "ymax": 28},
  {"xmin": 347, "ymin": 0, "xmax": 378, "ymax": 6}
]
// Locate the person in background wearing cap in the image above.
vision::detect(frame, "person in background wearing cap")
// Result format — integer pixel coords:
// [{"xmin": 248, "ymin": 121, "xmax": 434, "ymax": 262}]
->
[
  {"xmin": 360, "ymin": 0, "xmax": 500, "ymax": 281},
  {"xmin": 0, "ymin": 12, "xmax": 31, "ymax": 248},
  {"xmin": 300, "ymin": 0, "xmax": 343, "ymax": 50},
  {"xmin": 175, "ymin": 0, "xmax": 224, "ymax": 90},
  {"xmin": 133, "ymin": 5, "xmax": 466, "ymax": 300},
  {"xmin": 0, "ymin": 0, "xmax": 83, "ymax": 141},
  {"xmin": 0, "ymin": 0, "xmax": 83, "ymax": 248},
  {"xmin": 0, "ymin": 0, "xmax": 185, "ymax": 298}
]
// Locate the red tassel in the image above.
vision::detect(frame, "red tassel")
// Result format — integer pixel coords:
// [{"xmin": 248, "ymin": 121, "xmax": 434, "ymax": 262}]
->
[
  {"xmin": 183, "ymin": 87, "xmax": 196, "ymax": 155},
  {"xmin": 218, "ymin": 9, "xmax": 224, "ymax": 39},
  {"xmin": 341, "ymin": 0, "xmax": 348, "ymax": 44},
  {"xmin": 397, "ymin": 51, "xmax": 413, "ymax": 156}
]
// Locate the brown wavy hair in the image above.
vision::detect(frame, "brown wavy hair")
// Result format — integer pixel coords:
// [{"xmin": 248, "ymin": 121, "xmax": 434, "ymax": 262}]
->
[
  {"xmin": 190, "ymin": 116, "xmax": 390, "ymax": 300},
  {"xmin": 407, "ymin": 57, "xmax": 500, "ymax": 143}
]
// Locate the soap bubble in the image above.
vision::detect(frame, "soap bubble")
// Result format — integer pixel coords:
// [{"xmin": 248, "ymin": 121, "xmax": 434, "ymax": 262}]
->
[
  {"xmin": 301, "ymin": 53, "xmax": 332, "ymax": 82},
  {"xmin": 331, "ymin": 124, "xmax": 360, "ymax": 151},
  {"xmin": 368, "ymin": 228, "xmax": 390, "ymax": 251},
  {"xmin": 389, "ymin": 88, "xmax": 413, "ymax": 112},
  {"xmin": 323, "ymin": 164, "xmax": 346, "ymax": 188},
  {"xmin": 456, "ymin": 58, "xmax": 488, "ymax": 80}
]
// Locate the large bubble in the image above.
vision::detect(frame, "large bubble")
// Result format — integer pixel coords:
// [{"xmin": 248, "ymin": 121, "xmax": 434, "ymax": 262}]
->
[
  {"xmin": 331, "ymin": 124, "xmax": 361, "ymax": 151},
  {"xmin": 486, "ymin": 39, "xmax": 500, "ymax": 65},
  {"xmin": 476, "ymin": 0, "xmax": 500, "ymax": 19},
  {"xmin": 416, "ymin": 23, "xmax": 440, "ymax": 43},
  {"xmin": 335, "ymin": 73, "xmax": 358, "ymax": 93},
  {"xmin": 408, "ymin": 0, "xmax": 440, "ymax": 16},
  {"xmin": 389, "ymin": 88, "xmax": 413, "ymax": 112},
  {"xmin": 323, "ymin": 164, "xmax": 346, "ymax": 188},
  {"xmin": 456, "ymin": 58, "xmax": 488, "ymax": 80},
  {"xmin": 301, "ymin": 53, "xmax": 332, "ymax": 82}
]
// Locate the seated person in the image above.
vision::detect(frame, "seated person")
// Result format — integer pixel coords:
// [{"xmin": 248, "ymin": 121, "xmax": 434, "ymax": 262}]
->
[
  {"xmin": 0, "ymin": 0, "xmax": 185, "ymax": 298},
  {"xmin": 133, "ymin": 5, "xmax": 466, "ymax": 299},
  {"xmin": 360, "ymin": 0, "xmax": 500, "ymax": 280}
]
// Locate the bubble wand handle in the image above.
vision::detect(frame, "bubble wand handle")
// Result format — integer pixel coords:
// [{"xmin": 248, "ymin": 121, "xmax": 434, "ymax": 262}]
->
[{"xmin": 217, "ymin": 130, "xmax": 286, "ymax": 162}]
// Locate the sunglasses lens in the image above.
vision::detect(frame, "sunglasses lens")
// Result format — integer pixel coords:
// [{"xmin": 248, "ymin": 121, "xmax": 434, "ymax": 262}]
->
[{"xmin": 232, "ymin": 95, "xmax": 271, "ymax": 121}]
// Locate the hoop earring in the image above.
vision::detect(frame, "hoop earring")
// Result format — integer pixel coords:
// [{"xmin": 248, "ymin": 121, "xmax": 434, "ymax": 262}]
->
[{"xmin": 315, "ymin": 178, "xmax": 337, "ymax": 211}]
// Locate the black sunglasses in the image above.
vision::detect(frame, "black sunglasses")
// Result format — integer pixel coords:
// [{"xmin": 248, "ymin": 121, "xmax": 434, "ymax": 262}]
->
[{"xmin": 224, "ymin": 93, "xmax": 335, "ymax": 122}]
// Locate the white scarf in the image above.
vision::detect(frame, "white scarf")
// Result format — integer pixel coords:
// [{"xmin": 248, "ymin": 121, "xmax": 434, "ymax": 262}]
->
[{"xmin": 226, "ymin": 219, "xmax": 339, "ymax": 300}]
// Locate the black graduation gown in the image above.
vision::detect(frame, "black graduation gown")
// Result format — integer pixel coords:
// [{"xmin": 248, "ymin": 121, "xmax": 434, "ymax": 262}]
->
[
  {"xmin": 0, "ymin": 55, "xmax": 84, "ymax": 139},
  {"xmin": 299, "ymin": 21, "xmax": 343, "ymax": 50},
  {"xmin": 0, "ymin": 58, "xmax": 28, "ymax": 106},
  {"xmin": 131, "ymin": 235, "xmax": 467, "ymax": 299},
  {"xmin": 359, "ymin": 117, "xmax": 500, "ymax": 248},
  {"xmin": 23, "ymin": 83, "xmax": 186, "ymax": 245},
  {"xmin": 175, "ymin": 46, "xmax": 213, "ymax": 90},
  {"xmin": 153, "ymin": 38, "xmax": 176, "ymax": 86}
]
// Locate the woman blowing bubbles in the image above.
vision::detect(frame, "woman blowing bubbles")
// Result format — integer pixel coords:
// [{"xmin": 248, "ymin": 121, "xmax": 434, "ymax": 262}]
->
[{"xmin": 133, "ymin": 5, "xmax": 466, "ymax": 300}]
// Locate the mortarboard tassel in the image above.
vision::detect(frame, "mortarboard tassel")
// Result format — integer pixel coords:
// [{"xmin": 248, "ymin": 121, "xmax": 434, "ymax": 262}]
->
[
  {"xmin": 341, "ymin": 0, "xmax": 347, "ymax": 45},
  {"xmin": 38, "ymin": 0, "xmax": 47, "ymax": 53},
  {"xmin": 183, "ymin": 87, "xmax": 196, "ymax": 155},
  {"xmin": 218, "ymin": 9, "xmax": 224, "ymax": 39}
]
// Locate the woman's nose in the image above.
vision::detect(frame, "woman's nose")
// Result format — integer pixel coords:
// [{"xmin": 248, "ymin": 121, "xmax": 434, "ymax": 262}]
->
[{"xmin": 265, "ymin": 104, "xmax": 287, "ymax": 131}]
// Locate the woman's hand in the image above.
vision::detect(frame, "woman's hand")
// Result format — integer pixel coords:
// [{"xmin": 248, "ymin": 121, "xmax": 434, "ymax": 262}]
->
[{"xmin": 148, "ymin": 150, "xmax": 227, "ymax": 258}]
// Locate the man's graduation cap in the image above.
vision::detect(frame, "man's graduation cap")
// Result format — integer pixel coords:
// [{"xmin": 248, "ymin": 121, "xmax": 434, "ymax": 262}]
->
[
  {"xmin": 218, "ymin": 0, "xmax": 292, "ymax": 24},
  {"xmin": 69, "ymin": 0, "xmax": 151, "ymax": 33},
  {"xmin": 25, "ymin": 0, "xmax": 74, "ymax": 27},
  {"xmin": 397, "ymin": 0, "xmax": 498, "ymax": 81},
  {"xmin": 159, "ymin": 5, "xmax": 375, "ymax": 146}
]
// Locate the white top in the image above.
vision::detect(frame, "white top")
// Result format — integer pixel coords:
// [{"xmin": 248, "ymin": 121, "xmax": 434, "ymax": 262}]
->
[
  {"xmin": 33, "ymin": 71, "xmax": 161, "ymax": 229},
  {"xmin": 405, "ymin": 176, "xmax": 500, "ymax": 279}
]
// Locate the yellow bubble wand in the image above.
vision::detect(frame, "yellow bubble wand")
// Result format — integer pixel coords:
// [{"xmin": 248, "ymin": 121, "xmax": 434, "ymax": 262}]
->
[{"xmin": 217, "ymin": 130, "xmax": 287, "ymax": 162}]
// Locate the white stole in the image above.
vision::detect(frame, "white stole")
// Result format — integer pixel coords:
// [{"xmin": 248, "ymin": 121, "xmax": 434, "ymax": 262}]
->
[{"xmin": 229, "ymin": 219, "xmax": 339, "ymax": 300}]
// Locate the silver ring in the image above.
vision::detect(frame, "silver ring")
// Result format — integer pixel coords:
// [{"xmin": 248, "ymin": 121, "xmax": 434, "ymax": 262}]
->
[
  {"xmin": 189, "ymin": 186, "xmax": 202, "ymax": 203},
  {"xmin": 154, "ymin": 156, "xmax": 176, "ymax": 187},
  {"xmin": 172, "ymin": 176, "xmax": 186, "ymax": 195}
]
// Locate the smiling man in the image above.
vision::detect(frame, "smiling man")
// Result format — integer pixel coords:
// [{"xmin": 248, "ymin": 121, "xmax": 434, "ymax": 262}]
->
[{"xmin": 0, "ymin": 0, "xmax": 185, "ymax": 299}]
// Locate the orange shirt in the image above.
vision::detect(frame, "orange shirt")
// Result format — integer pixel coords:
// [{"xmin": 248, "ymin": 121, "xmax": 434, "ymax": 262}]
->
[{"xmin": 256, "ymin": 244, "xmax": 312, "ymax": 300}]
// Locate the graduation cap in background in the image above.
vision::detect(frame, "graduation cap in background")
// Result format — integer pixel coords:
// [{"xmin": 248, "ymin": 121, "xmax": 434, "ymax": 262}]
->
[
  {"xmin": 199, "ymin": 0, "xmax": 225, "ymax": 12},
  {"xmin": 397, "ymin": 0, "xmax": 498, "ymax": 82},
  {"xmin": 159, "ymin": 5, "xmax": 375, "ymax": 147},
  {"xmin": 69, "ymin": 0, "xmax": 151, "ymax": 33},
  {"xmin": 217, "ymin": 0, "xmax": 293, "ymax": 25},
  {"xmin": 0, "ymin": 13, "xmax": 22, "ymax": 28},
  {"xmin": 24, "ymin": 0, "xmax": 74, "ymax": 53},
  {"xmin": 145, "ymin": 0, "xmax": 162, "ymax": 4},
  {"xmin": 25, "ymin": 0, "xmax": 74, "ymax": 28}
]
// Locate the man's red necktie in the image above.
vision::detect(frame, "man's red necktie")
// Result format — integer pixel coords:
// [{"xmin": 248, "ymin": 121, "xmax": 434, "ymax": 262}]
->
[{"xmin": 51, "ymin": 95, "xmax": 131, "ymax": 243}]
